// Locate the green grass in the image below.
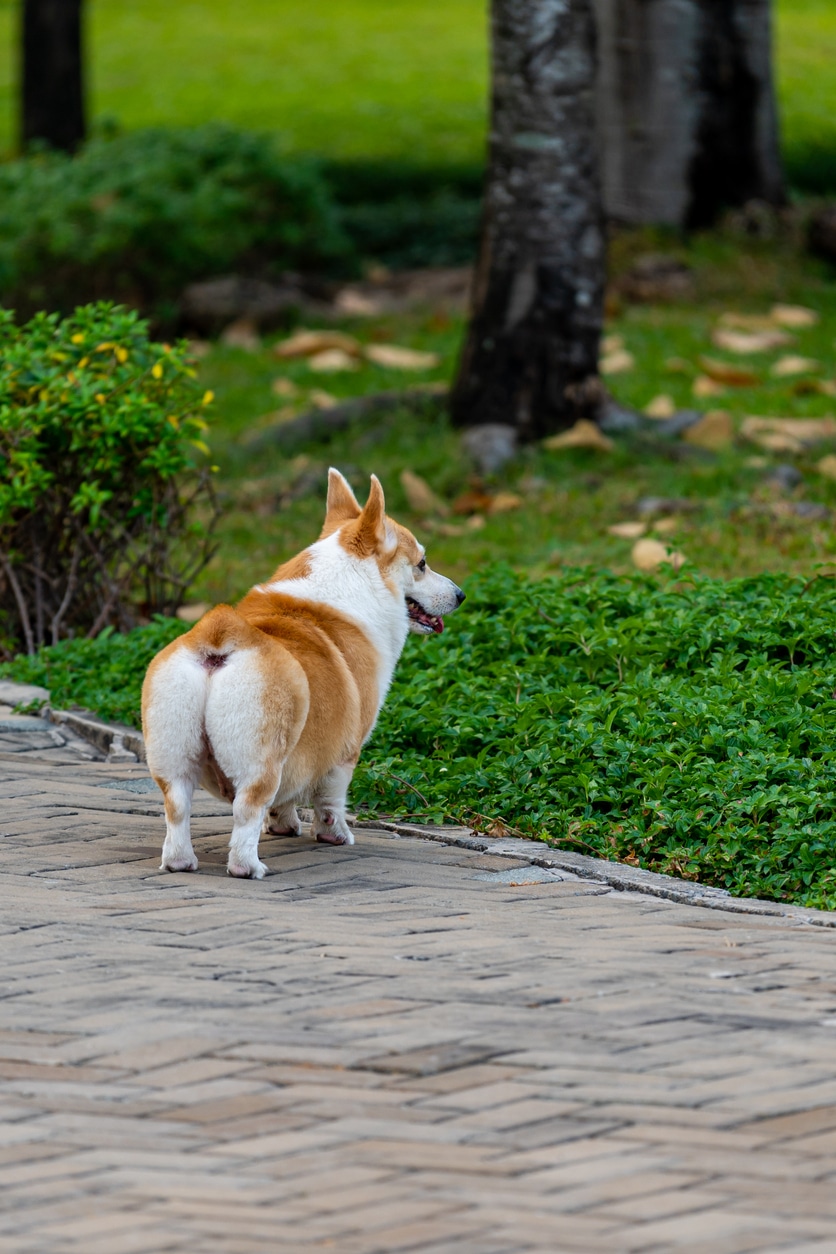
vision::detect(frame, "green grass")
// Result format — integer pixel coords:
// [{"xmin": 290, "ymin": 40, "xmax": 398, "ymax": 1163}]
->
[
  {"xmin": 776, "ymin": 0, "xmax": 836, "ymax": 192},
  {"xmin": 0, "ymin": 0, "xmax": 487, "ymax": 168},
  {"xmin": 1, "ymin": 0, "xmax": 833, "ymax": 189}
]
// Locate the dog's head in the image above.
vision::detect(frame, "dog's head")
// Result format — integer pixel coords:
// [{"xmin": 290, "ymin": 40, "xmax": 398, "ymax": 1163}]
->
[{"xmin": 321, "ymin": 468, "xmax": 465, "ymax": 634}]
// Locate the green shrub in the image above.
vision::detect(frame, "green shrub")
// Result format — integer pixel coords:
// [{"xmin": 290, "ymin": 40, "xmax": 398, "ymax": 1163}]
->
[
  {"xmin": 339, "ymin": 190, "xmax": 481, "ymax": 269},
  {"xmin": 324, "ymin": 160, "xmax": 482, "ymax": 268},
  {"xmin": 0, "ymin": 302, "xmax": 216, "ymax": 657},
  {"xmin": 0, "ymin": 126, "xmax": 352, "ymax": 317},
  {"xmin": 5, "ymin": 564, "xmax": 836, "ymax": 909}
]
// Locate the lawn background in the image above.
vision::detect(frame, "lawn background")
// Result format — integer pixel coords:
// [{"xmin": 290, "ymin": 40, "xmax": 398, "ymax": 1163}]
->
[{"xmin": 0, "ymin": 0, "xmax": 834, "ymax": 190}]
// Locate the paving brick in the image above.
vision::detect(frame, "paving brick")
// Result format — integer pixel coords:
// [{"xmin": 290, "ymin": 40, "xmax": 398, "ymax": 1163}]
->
[{"xmin": 2, "ymin": 744, "xmax": 836, "ymax": 1250}]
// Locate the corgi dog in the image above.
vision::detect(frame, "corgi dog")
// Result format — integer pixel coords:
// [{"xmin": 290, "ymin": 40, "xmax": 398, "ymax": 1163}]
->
[{"xmin": 141, "ymin": 469, "xmax": 465, "ymax": 879}]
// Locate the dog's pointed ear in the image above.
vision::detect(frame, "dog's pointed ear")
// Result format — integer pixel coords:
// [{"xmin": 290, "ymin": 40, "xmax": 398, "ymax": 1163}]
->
[
  {"xmin": 356, "ymin": 474, "xmax": 387, "ymax": 550},
  {"xmin": 322, "ymin": 468, "xmax": 361, "ymax": 534}
]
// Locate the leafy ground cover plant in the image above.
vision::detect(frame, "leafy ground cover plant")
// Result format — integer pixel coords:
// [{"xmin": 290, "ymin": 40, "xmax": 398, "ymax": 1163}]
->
[
  {"xmin": 5, "ymin": 564, "xmax": 836, "ymax": 910},
  {"xmin": 0, "ymin": 303, "xmax": 216, "ymax": 657},
  {"xmin": 355, "ymin": 565, "xmax": 836, "ymax": 910},
  {"xmin": 0, "ymin": 126, "xmax": 350, "ymax": 318}
]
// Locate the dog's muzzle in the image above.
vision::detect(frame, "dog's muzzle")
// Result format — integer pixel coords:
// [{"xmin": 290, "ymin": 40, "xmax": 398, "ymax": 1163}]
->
[{"xmin": 406, "ymin": 583, "xmax": 465, "ymax": 635}]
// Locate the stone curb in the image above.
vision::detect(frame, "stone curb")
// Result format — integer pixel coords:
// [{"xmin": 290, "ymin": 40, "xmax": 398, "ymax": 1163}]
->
[
  {"xmin": 0, "ymin": 680, "xmax": 145, "ymax": 763},
  {"xmin": 365, "ymin": 822, "xmax": 836, "ymax": 929},
  {"xmin": 46, "ymin": 708, "xmax": 146, "ymax": 763},
  {"xmin": 2, "ymin": 679, "xmax": 833, "ymax": 926}
]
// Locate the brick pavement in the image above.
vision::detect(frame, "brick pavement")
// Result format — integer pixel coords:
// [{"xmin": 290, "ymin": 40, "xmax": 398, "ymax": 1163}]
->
[{"xmin": 1, "ymin": 715, "xmax": 836, "ymax": 1252}]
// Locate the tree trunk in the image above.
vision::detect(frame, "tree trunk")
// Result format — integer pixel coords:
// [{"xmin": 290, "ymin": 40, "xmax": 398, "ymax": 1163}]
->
[
  {"xmin": 21, "ymin": 0, "xmax": 86, "ymax": 153},
  {"xmin": 594, "ymin": 0, "xmax": 784, "ymax": 228},
  {"xmin": 451, "ymin": 0, "xmax": 605, "ymax": 440}
]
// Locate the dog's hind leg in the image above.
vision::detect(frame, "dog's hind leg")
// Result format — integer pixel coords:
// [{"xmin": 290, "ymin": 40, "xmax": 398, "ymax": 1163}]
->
[
  {"xmin": 159, "ymin": 776, "xmax": 200, "ymax": 872},
  {"xmin": 144, "ymin": 651, "xmax": 209, "ymax": 873},
  {"xmin": 311, "ymin": 762, "xmax": 356, "ymax": 846},
  {"xmin": 227, "ymin": 769, "xmax": 283, "ymax": 879}
]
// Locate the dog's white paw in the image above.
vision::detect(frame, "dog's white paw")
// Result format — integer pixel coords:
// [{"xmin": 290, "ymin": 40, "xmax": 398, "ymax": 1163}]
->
[
  {"xmin": 312, "ymin": 812, "xmax": 355, "ymax": 846},
  {"xmin": 227, "ymin": 858, "xmax": 269, "ymax": 879},
  {"xmin": 161, "ymin": 853, "xmax": 199, "ymax": 873},
  {"xmin": 264, "ymin": 806, "xmax": 302, "ymax": 837}
]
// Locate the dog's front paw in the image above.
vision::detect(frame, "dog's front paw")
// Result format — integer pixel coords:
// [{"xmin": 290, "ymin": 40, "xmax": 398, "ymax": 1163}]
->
[
  {"xmin": 312, "ymin": 811, "xmax": 355, "ymax": 846},
  {"xmin": 227, "ymin": 857, "xmax": 269, "ymax": 879},
  {"xmin": 264, "ymin": 805, "xmax": 303, "ymax": 837}
]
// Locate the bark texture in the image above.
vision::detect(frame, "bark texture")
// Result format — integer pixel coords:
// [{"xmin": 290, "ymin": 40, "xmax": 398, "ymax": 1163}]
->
[
  {"xmin": 21, "ymin": 0, "xmax": 86, "ymax": 152},
  {"xmin": 594, "ymin": 0, "xmax": 784, "ymax": 227},
  {"xmin": 451, "ymin": 0, "xmax": 605, "ymax": 439}
]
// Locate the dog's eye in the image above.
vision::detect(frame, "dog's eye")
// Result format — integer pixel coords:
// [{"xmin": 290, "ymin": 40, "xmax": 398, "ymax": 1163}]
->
[{"xmin": 417, "ymin": 558, "xmax": 426, "ymax": 572}]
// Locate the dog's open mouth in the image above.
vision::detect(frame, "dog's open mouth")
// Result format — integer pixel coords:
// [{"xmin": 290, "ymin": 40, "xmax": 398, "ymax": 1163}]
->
[{"xmin": 406, "ymin": 597, "xmax": 444, "ymax": 635}]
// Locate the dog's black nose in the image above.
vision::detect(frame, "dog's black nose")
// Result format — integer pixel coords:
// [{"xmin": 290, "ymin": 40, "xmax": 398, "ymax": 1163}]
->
[{"xmin": 455, "ymin": 587, "xmax": 466, "ymax": 606}]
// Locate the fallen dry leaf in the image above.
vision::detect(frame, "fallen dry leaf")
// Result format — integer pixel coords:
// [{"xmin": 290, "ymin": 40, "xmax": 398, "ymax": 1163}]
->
[
  {"xmin": 718, "ymin": 312, "xmax": 778, "ymax": 332},
  {"xmin": 791, "ymin": 378, "xmax": 836, "ymax": 398},
  {"xmin": 488, "ymin": 492, "xmax": 523, "ymax": 515},
  {"xmin": 601, "ymin": 333, "xmax": 624, "ymax": 354},
  {"xmin": 816, "ymin": 455, "xmax": 836, "ymax": 481},
  {"xmin": 176, "ymin": 603, "xmax": 210, "ymax": 623},
  {"xmin": 632, "ymin": 538, "xmax": 685, "ymax": 572},
  {"xmin": 683, "ymin": 409, "xmax": 733, "ymax": 450},
  {"xmin": 365, "ymin": 344, "xmax": 440, "ymax": 370},
  {"xmin": 542, "ymin": 420, "xmax": 614, "ymax": 452},
  {"xmin": 711, "ymin": 327, "xmax": 792, "ymax": 354},
  {"xmin": 334, "ymin": 290, "xmax": 385, "ymax": 316},
  {"xmin": 698, "ymin": 357, "xmax": 760, "ymax": 386},
  {"xmin": 745, "ymin": 431, "xmax": 805, "ymax": 454},
  {"xmin": 400, "ymin": 469, "xmax": 449, "ymax": 516},
  {"xmin": 186, "ymin": 339, "xmax": 211, "ymax": 359},
  {"xmin": 307, "ymin": 349, "xmax": 360, "ymax": 373},
  {"xmin": 665, "ymin": 356, "xmax": 692, "ymax": 374},
  {"xmin": 465, "ymin": 515, "xmax": 486, "ymax": 531},
  {"xmin": 653, "ymin": 517, "xmax": 680, "ymax": 535},
  {"xmin": 693, "ymin": 374, "xmax": 726, "ymax": 398},
  {"xmin": 742, "ymin": 415, "xmax": 836, "ymax": 443},
  {"xmin": 274, "ymin": 329, "xmax": 362, "ymax": 359},
  {"xmin": 771, "ymin": 303, "xmax": 819, "ymax": 328},
  {"xmin": 644, "ymin": 394, "xmax": 676, "ymax": 419},
  {"xmin": 608, "ymin": 521, "xmax": 646, "ymax": 539},
  {"xmin": 272, "ymin": 377, "xmax": 300, "ymax": 398},
  {"xmin": 600, "ymin": 349, "xmax": 635, "ymax": 375},
  {"xmin": 220, "ymin": 318, "xmax": 261, "ymax": 352},
  {"xmin": 308, "ymin": 389, "xmax": 338, "ymax": 410},
  {"xmin": 770, "ymin": 355, "xmax": 821, "ymax": 377},
  {"xmin": 452, "ymin": 489, "xmax": 495, "ymax": 516}
]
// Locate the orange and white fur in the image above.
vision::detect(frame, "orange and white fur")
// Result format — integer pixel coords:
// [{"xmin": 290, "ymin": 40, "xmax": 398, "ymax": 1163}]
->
[{"xmin": 142, "ymin": 469, "xmax": 465, "ymax": 878}]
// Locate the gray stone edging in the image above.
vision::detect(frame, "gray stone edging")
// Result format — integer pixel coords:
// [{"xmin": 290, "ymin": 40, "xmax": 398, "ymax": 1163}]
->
[
  {"xmin": 364, "ymin": 822, "xmax": 836, "ymax": 928},
  {"xmin": 46, "ymin": 707, "xmax": 146, "ymax": 763},
  {"xmin": 2, "ymin": 678, "xmax": 832, "ymax": 926},
  {"xmin": 0, "ymin": 679, "xmax": 145, "ymax": 763}
]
